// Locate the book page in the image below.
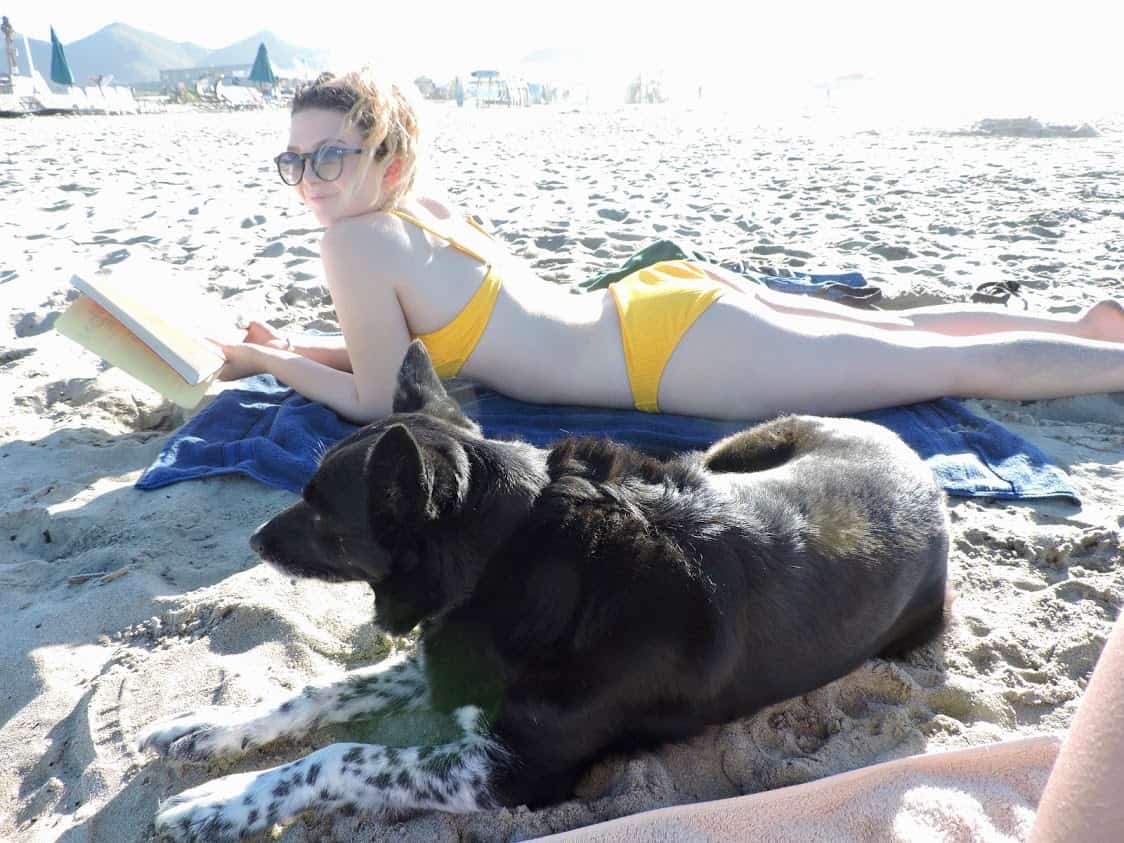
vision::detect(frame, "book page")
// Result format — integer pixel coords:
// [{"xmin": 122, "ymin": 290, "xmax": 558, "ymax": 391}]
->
[
  {"xmin": 69, "ymin": 263, "xmax": 225, "ymax": 385},
  {"xmin": 55, "ymin": 295, "xmax": 214, "ymax": 409}
]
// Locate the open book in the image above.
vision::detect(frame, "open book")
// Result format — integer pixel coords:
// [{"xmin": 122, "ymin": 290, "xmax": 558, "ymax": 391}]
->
[{"xmin": 55, "ymin": 268, "xmax": 227, "ymax": 408}]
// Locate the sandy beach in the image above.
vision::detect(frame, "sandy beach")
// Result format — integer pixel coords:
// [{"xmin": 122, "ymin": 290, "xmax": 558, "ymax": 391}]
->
[{"xmin": 1, "ymin": 102, "xmax": 1122, "ymax": 842}]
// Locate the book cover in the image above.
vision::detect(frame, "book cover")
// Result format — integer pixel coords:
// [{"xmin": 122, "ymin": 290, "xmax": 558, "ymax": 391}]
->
[
  {"xmin": 68, "ymin": 271, "xmax": 224, "ymax": 385},
  {"xmin": 55, "ymin": 295, "xmax": 215, "ymax": 409}
]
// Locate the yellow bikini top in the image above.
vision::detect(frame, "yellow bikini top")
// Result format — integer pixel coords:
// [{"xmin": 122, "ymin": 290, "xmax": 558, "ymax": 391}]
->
[{"xmin": 390, "ymin": 209, "xmax": 502, "ymax": 379}]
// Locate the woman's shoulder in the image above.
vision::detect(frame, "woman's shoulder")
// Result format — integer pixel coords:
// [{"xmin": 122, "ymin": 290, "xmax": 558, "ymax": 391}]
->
[
  {"xmin": 322, "ymin": 210, "xmax": 398, "ymax": 244},
  {"xmin": 321, "ymin": 193, "xmax": 457, "ymax": 247},
  {"xmin": 320, "ymin": 210, "xmax": 409, "ymax": 266},
  {"xmin": 321, "ymin": 205, "xmax": 452, "ymax": 285}
]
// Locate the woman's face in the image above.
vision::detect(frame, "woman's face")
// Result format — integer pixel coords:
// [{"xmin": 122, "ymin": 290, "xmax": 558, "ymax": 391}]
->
[{"xmin": 285, "ymin": 108, "xmax": 386, "ymax": 226}]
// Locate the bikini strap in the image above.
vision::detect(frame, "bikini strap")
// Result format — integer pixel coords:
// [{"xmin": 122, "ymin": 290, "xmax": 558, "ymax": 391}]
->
[{"xmin": 390, "ymin": 209, "xmax": 489, "ymax": 264}]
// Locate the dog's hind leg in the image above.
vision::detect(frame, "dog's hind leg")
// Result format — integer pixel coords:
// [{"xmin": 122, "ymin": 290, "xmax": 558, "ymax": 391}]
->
[
  {"xmin": 153, "ymin": 705, "xmax": 502, "ymax": 842},
  {"xmin": 137, "ymin": 651, "xmax": 429, "ymax": 763},
  {"xmin": 878, "ymin": 584, "xmax": 955, "ymax": 659}
]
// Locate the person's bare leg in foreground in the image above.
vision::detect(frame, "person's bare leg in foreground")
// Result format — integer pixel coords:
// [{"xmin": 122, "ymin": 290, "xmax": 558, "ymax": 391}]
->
[{"xmin": 1031, "ymin": 612, "xmax": 1124, "ymax": 842}]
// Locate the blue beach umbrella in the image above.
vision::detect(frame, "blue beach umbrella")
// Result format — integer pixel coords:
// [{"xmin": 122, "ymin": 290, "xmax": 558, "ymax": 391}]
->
[
  {"xmin": 248, "ymin": 42, "xmax": 276, "ymax": 87},
  {"xmin": 49, "ymin": 26, "xmax": 75, "ymax": 86}
]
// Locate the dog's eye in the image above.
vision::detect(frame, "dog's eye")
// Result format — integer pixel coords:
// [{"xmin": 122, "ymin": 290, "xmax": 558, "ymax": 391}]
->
[
  {"xmin": 311, "ymin": 512, "xmax": 347, "ymax": 548},
  {"xmin": 311, "ymin": 511, "xmax": 333, "ymax": 535}
]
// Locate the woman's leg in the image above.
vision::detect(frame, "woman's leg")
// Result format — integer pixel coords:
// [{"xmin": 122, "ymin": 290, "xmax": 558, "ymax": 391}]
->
[
  {"xmin": 763, "ymin": 292, "xmax": 1124, "ymax": 342},
  {"xmin": 700, "ymin": 264, "xmax": 1124, "ymax": 342},
  {"xmin": 662, "ymin": 299, "xmax": 1124, "ymax": 420}
]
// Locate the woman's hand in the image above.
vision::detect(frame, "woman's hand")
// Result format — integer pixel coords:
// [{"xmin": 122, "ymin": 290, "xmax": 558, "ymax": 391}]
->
[
  {"xmin": 206, "ymin": 321, "xmax": 290, "ymax": 381},
  {"xmin": 211, "ymin": 343, "xmax": 272, "ymax": 382},
  {"xmin": 205, "ymin": 338, "xmax": 268, "ymax": 381},
  {"xmin": 239, "ymin": 320, "xmax": 291, "ymax": 351}
]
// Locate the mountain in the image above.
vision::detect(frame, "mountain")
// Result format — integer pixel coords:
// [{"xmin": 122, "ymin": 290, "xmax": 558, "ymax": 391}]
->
[
  {"xmin": 198, "ymin": 30, "xmax": 330, "ymax": 78},
  {"xmin": 8, "ymin": 23, "xmax": 329, "ymax": 85},
  {"xmin": 13, "ymin": 23, "xmax": 207, "ymax": 85}
]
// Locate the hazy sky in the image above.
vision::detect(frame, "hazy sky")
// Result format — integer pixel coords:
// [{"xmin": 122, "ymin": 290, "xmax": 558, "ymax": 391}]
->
[{"xmin": 5, "ymin": 0, "xmax": 1119, "ymax": 120}]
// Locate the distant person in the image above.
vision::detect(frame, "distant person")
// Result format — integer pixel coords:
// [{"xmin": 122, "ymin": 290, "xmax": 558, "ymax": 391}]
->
[{"xmin": 211, "ymin": 67, "xmax": 1124, "ymax": 424}]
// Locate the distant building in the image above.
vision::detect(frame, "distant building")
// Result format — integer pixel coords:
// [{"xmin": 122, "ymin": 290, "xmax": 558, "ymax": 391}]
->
[{"xmin": 159, "ymin": 64, "xmax": 251, "ymax": 89}]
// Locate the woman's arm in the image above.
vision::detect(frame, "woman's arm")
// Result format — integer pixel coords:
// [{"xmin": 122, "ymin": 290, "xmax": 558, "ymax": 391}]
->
[
  {"xmin": 313, "ymin": 217, "xmax": 414, "ymax": 421},
  {"xmin": 235, "ymin": 321, "xmax": 353, "ymax": 372},
  {"xmin": 214, "ymin": 219, "xmax": 413, "ymax": 423},
  {"xmin": 287, "ymin": 333, "xmax": 352, "ymax": 372},
  {"xmin": 224, "ymin": 345, "xmax": 371, "ymax": 422}
]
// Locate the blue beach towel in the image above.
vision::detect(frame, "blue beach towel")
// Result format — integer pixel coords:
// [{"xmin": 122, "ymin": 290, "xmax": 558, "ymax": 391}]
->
[
  {"xmin": 575, "ymin": 239, "xmax": 881, "ymax": 306},
  {"xmin": 137, "ymin": 375, "xmax": 1079, "ymax": 504}
]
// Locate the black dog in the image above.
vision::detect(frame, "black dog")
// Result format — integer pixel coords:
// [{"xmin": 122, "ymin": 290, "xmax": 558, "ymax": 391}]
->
[{"xmin": 139, "ymin": 340, "xmax": 949, "ymax": 841}]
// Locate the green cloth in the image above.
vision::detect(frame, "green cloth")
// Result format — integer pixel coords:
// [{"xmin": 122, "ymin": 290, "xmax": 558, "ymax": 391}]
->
[{"xmin": 573, "ymin": 239, "xmax": 702, "ymax": 292}]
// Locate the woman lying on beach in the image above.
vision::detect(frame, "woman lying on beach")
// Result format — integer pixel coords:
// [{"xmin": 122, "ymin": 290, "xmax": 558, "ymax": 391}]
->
[{"xmin": 213, "ymin": 68, "xmax": 1124, "ymax": 424}]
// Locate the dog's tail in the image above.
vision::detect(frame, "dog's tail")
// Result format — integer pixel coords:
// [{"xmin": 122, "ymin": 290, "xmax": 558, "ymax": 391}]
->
[{"xmin": 703, "ymin": 416, "xmax": 801, "ymax": 474}]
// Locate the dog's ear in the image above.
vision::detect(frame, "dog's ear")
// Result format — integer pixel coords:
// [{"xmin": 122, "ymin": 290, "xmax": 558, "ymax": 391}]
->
[
  {"xmin": 366, "ymin": 423, "xmax": 434, "ymax": 520},
  {"xmin": 393, "ymin": 340, "xmax": 481, "ymax": 434}
]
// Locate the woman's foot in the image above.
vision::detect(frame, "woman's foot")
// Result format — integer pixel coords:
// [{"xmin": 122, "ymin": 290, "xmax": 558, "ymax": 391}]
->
[{"xmin": 1078, "ymin": 300, "xmax": 1124, "ymax": 343}]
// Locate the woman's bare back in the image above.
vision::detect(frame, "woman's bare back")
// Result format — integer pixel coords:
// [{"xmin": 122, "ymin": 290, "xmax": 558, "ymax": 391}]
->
[{"xmin": 368, "ymin": 196, "xmax": 635, "ymax": 409}]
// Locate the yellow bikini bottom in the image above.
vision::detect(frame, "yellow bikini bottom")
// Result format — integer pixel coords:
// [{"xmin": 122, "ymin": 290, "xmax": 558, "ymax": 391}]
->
[{"xmin": 609, "ymin": 260, "xmax": 726, "ymax": 413}]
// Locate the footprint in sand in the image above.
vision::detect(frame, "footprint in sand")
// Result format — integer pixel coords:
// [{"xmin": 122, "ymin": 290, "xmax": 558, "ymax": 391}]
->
[
  {"xmin": 752, "ymin": 244, "xmax": 786, "ymax": 256},
  {"xmin": 869, "ymin": 243, "xmax": 916, "ymax": 261},
  {"xmin": 608, "ymin": 230, "xmax": 646, "ymax": 243},
  {"xmin": 1052, "ymin": 580, "xmax": 1121, "ymax": 618},
  {"xmin": 281, "ymin": 283, "xmax": 329, "ymax": 306},
  {"xmin": 99, "ymin": 249, "xmax": 130, "ymax": 267},
  {"xmin": 1004, "ymin": 527, "xmax": 1123, "ymax": 571},
  {"xmin": 0, "ymin": 347, "xmax": 35, "ymax": 366},
  {"xmin": 256, "ymin": 241, "xmax": 286, "ymax": 258},
  {"xmin": 58, "ymin": 183, "xmax": 99, "ymax": 197},
  {"xmin": 13, "ymin": 310, "xmax": 59, "ymax": 338},
  {"xmin": 1046, "ymin": 617, "xmax": 1114, "ymax": 679},
  {"xmin": 597, "ymin": 207, "xmax": 629, "ymax": 223},
  {"xmin": 533, "ymin": 257, "xmax": 573, "ymax": 271},
  {"xmin": 535, "ymin": 235, "xmax": 568, "ymax": 251}
]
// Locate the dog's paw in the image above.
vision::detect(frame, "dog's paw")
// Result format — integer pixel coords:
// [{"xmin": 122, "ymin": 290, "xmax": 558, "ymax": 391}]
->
[
  {"xmin": 137, "ymin": 707, "xmax": 261, "ymax": 762},
  {"xmin": 154, "ymin": 770, "xmax": 272, "ymax": 842}
]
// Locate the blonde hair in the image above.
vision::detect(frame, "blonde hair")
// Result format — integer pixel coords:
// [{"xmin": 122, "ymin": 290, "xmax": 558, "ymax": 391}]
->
[{"xmin": 292, "ymin": 67, "xmax": 421, "ymax": 211}]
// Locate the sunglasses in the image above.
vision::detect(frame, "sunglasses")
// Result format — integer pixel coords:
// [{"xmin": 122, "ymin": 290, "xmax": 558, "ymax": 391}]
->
[{"xmin": 274, "ymin": 142, "xmax": 364, "ymax": 186}]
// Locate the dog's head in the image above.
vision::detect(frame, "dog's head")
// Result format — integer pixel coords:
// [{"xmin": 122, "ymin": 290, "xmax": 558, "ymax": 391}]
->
[{"xmin": 251, "ymin": 341, "xmax": 541, "ymax": 634}]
